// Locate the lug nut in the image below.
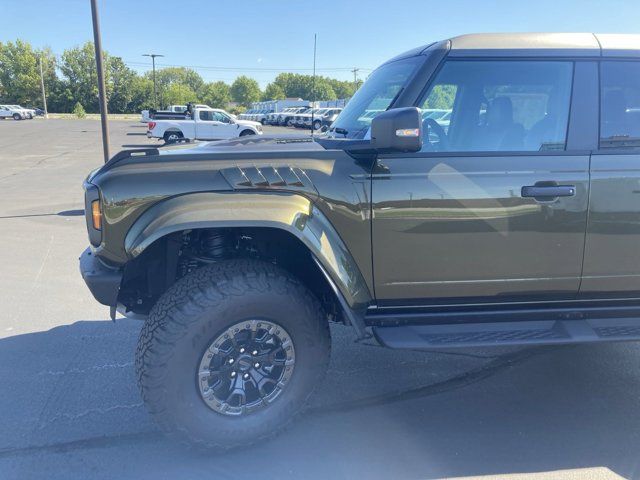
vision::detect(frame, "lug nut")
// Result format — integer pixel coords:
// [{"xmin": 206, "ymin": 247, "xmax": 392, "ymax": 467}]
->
[
  {"xmin": 228, "ymin": 358, "xmax": 235, "ymax": 364},
  {"xmin": 239, "ymin": 348, "xmax": 245, "ymax": 353},
  {"xmin": 243, "ymin": 373, "xmax": 250, "ymax": 380},
  {"xmin": 252, "ymin": 350, "xmax": 258, "ymax": 356},
  {"xmin": 254, "ymin": 363, "xmax": 260, "ymax": 368},
  {"xmin": 230, "ymin": 371, "xmax": 237, "ymax": 378}
]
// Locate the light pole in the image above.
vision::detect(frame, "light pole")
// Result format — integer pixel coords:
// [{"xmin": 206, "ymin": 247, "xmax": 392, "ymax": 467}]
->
[
  {"xmin": 90, "ymin": 0, "xmax": 110, "ymax": 163},
  {"xmin": 143, "ymin": 53, "xmax": 164, "ymax": 109},
  {"xmin": 38, "ymin": 55, "xmax": 48, "ymax": 119}
]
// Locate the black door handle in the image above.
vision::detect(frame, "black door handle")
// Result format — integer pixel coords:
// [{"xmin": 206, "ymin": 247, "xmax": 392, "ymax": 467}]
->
[{"xmin": 521, "ymin": 185, "xmax": 576, "ymax": 200}]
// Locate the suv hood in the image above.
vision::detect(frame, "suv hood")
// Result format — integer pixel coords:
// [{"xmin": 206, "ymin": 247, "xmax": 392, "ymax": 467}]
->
[{"xmin": 159, "ymin": 135, "xmax": 325, "ymax": 155}]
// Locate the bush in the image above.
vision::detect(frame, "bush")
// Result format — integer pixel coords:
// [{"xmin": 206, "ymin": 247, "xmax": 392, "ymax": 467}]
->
[{"xmin": 73, "ymin": 102, "xmax": 86, "ymax": 118}]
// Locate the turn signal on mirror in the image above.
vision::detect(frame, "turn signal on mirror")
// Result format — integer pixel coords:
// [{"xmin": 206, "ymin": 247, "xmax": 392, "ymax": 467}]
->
[{"xmin": 395, "ymin": 128, "xmax": 420, "ymax": 137}]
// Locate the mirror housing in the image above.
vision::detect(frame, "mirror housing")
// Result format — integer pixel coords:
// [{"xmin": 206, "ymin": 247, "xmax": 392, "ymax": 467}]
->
[{"xmin": 371, "ymin": 107, "xmax": 423, "ymax": 153}]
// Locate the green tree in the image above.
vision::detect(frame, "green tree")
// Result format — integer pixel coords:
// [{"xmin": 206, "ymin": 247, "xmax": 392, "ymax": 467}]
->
[
  {"xmin": 128, "ymin": 76, "xmax": 154, "ymax": 112},
  {"xmin": 73, "ymin": 101, "xmax": 86, "ymax": 118},
  {"xmin": 230, "ymin": 75, "xmax": 261, "ymax": 106},
  {"xmin": 162, "ymin": 83, "xmax": 196, "ymax": 106},
  {"xmin": 59, "ymin": 42, "xmax": 102, "ymax": 112},
  {"xmin": 262, "ymin": 82, "xmax": 285, "ymax": 101},
  {"xmin": 201, "ymin": 81, "xmax": 231, "ymax": 108},
  {"xmin": 270, "ymin": 73, "xmax": 337, "ymax": 101},
  {"xmin": 151, "ymin": 67, "xmax": 204, "ymax": 102},
  {"xmin": 0, "ymin": 40, "xmax": 41, "ymax": 105},
  {"xmin": 107, "ymin": 56, "xmax": 138, "ymax": 113}
]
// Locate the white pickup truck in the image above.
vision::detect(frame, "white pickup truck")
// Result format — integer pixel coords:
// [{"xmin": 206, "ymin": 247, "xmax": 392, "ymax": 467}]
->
[{"xmin": 147, "ymin": 108, "xmax": 262, "ymax": 143}]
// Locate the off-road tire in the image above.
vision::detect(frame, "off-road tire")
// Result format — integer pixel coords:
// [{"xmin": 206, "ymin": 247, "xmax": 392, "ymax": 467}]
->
[{"xmin": 135, "ymin": 259, "xmax": 331, "ymax": 449}]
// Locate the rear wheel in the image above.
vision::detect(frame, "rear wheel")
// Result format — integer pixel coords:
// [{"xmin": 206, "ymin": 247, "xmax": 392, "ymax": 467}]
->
[
  {"xmin": 12, "ymin": 113, "xmax": 21, "ymax": 121},
  {"xmin": 135, "ymin": 259, "xmax": 331, "ymax": 448},
  {"xmin": 163, "ymin": 131, "xmax": 183, "ymax": 144},
  {"xmin": 313, "ymin": 120, "xmax": 322, "ymax": 130}
]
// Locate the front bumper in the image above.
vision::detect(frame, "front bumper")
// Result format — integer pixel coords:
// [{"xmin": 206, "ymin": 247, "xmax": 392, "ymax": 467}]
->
[{"xmin": 79, "ymin": 247, "xmax": 122, "ymax": 306}]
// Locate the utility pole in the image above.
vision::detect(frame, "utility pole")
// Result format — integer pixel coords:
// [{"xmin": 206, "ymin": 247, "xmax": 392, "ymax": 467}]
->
[
  {"xmin": 310, "ymin": 34, "xmax": 317, "ymax": 137},
  {"xmin": 38, "ymin": 55, "xmax": 48, "ymax": 119},
  {"xmin": 351, "ymin": 67, "xmax": 360, "ymax": 92},
  {"xmin": 143, "ymin": 53, "xmax": 164, "ymax": 109},
  {"xmin": 90, "ymin": 0, "xmax": 110, "ymax": 163}
]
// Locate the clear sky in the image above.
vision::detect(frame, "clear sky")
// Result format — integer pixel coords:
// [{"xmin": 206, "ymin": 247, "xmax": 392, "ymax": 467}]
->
[{"xmin": 3, "ymin": 0, "xmax": 640, "ymax": 87}]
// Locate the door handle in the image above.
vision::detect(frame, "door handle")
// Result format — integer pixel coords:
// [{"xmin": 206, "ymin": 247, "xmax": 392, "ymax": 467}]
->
[{"xmin": 521, "ymin": 184, "xmax": 576, "ymax": 200}]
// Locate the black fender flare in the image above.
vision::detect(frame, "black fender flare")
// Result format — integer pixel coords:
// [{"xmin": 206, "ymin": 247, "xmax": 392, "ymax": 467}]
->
[{"xmin": 124, "ymin": 191, "xmax": 372, "ymax": 312}]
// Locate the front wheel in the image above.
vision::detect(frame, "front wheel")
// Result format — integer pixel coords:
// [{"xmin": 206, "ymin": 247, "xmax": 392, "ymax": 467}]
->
[
  {"xmin": 135, "ymin": 259, "xmax": 331, "ymax": 448},
  {"xmin": 312, "ymin": 120, "xmax": 322, "ymax": 130}
]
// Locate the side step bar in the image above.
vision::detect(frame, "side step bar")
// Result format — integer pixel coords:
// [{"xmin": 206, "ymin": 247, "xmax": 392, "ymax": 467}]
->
[{"xmin": 373, "ymin": 318, "xmax": 640, "ymax": 349}]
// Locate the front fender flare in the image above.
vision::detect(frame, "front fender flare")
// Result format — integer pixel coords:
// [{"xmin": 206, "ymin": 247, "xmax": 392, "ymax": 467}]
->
[{"xmin": 124, "ymin": 191, "xmax": 372, "ymax": 310}]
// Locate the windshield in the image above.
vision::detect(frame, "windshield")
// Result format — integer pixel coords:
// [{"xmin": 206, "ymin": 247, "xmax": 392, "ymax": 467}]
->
[{"xmin": 329, "ymin": 56, "xmax": 423, "ymax": 139}]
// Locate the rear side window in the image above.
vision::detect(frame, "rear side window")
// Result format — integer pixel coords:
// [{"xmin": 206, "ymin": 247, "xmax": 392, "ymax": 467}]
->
[
  {"xmin": 199, "ymin": 111, "xmax": 213, "ymax": 121},
  {"xmin": 600, "ymin": 61, "xmax": 640, "ymax": 149},
  {"xmin": 419, "ymin": 61, "xmax": 573, "ymax": 152}
]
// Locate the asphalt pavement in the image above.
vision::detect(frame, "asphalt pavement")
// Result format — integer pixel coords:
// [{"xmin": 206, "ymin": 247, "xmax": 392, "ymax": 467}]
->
[{"xmin": 0, "ymin": 118, "xmax": 639, "ymax": 480}]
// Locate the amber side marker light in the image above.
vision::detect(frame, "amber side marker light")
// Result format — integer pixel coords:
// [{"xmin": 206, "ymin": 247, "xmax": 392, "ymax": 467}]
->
[{"xmin": 91, "ymin": 200, "xmax": 102, "ymax": 230}]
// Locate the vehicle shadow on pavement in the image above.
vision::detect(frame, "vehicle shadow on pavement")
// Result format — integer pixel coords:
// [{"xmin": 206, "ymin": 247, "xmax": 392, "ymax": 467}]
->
[{"xmin": 1, "ymin": 320, "xmax": 640, "ymax": 479}]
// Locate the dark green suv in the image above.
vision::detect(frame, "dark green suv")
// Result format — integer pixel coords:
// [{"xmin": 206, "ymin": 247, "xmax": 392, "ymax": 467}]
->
[{"xmin": 80, "ymin": 33, "xmax": 640, "ymax": 447}]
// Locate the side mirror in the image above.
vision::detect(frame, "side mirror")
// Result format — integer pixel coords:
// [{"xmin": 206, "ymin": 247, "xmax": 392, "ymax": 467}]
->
[
  {"xmin": 371, "ymin": 107, "xmax": 423, "ymax": 153},
  {"xmin": 320, "ymin": 125, "xmax": 329, "ymax": 133}
]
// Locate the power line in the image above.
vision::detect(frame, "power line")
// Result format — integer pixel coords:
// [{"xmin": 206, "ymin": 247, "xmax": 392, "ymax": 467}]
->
[{"xmin": 122, "ymin": 60, "xmax": 372, "ymax": 73}]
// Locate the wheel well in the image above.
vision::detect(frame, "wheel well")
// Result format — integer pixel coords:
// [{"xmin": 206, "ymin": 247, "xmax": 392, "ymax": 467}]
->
[
  {"xmin": 118, "ymin": 227, "xmax": 343, "ymax": 323},
  {"xmin": 239, "ymin": 129, "xmax": 255, "ymax": 136}
]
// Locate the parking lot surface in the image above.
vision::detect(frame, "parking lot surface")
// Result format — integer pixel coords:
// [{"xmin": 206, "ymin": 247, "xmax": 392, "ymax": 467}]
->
[{"xmin": 1, "ymin": 119, "xmax": 640, "ymax": 480}]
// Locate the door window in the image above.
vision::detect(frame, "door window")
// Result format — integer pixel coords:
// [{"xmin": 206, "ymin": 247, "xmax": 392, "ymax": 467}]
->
[
  {"xmin": 419, "ymin": 61, "xmax": 574, "ymax": 152},
  {"xmin": 600, "ymin": 61, "xmax": 640, "ymax": 149},
  {"xmin": 211, "ymin": 111, "xmax": 230, "ymax": 123}
]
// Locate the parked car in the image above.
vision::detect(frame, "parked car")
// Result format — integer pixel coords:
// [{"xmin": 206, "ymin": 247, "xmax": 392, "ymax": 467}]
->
[
  {"xmin": 80, "ymin": 32, "xmax": 640, "ymax": 449},
  {"xmin": 319, "ymin": 108, "xmax": 343, "ymax": 129},
  {"xmin": 254, "ymin": 110, "xmax": 274, "ymax": 125},
  {"xmin": 26, "ymin": 106, "xmax": 45, "ymax": 116},
  {"xmin": 0, "ymin": 104, "xmax": 33, "ymax": 120},
  {"xmin": 147, "ymin": 107, "xmax": 262, "ymax": 143},
  {"xmin": 298, "ymin": 108, "xmax": 343, "ymax": 130},
  {"xmin": 287, "ymin": 107, "xmax": 313, "ymax": 127},
  {"xmin": 238, "ymin": 109, "xmax": 258, "ymax": 121},
  {"xmin": 144, "ymin": 104, "xmax": 211, "ymax": 123},
  {"xmin": 278, "ymin": 106, "xmax": 309, "ymax": 126},
  {"xmin": 265, "ymin": 108, "xmax": 295, "ymax": 125}
]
